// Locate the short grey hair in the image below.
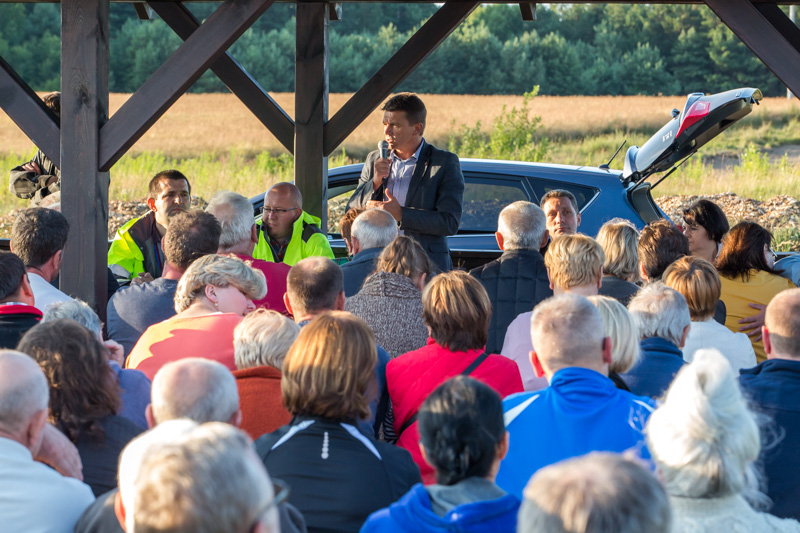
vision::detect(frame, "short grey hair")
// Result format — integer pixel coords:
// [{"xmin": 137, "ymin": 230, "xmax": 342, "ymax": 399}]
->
[
  {"xmin": 175, "ymin": 254, "xmax": 267, "ymax": 313},
  {"xmin": 234, "ymin": 309, "xmax": 300, "ymax": 370},
  {"xmin": 151, "ymin": 358, "xmax": 239, "ymax": 424},
  {"xmin": 42, "ymin": 299, "xmax": 102, "ymax": 338},
  {"xmin": 646, "ymin": 349, "xmax": 763, "ymax": 504},
  {"xmin": 628, "ymin": 282, "xmax": 691, "ymax": 346},
  {"xmin": 530, "ymin": 294, "xmax": 606, "ymax": 371},
  {"xmin": 0, "ymin": 350, "xmax": 49, "ymax": 433},
  {"xmin": 497, "ymin": 201, "xmax": 546, "ymax": 251},
  {"xmin": 205, "ymin": 191, "xmax": 255, "ymax": 251},
  {"xmin": 132, "ymin": 422, "xmax": 277, "ymax": 533},
  {"xmin": 519, "ymin": 452, "xmax": 671, "ymax": 533},
  {"xmin": 351, "ymin": 208, "xmax": 398, "ymax": 250}
]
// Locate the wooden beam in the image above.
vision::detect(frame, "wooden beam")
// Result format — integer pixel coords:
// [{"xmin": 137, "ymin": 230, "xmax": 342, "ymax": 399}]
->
[
  {"xmin": 60, "ymin": 0, "xmax": 109, "ymax": 314},
  {"xmin": 5, "ymin": 0, "xmax": 800, "ymax": 4},
  {"xmin": 519, "ymin": 2, "xmax": 536, "ymax": 21},
  {"xmin": 295, "ymin": 2, "xmax": 329, "ymax": 229},
  {"xmin": 0, "ymin": 56, "xmax": 60, "ymax": 167},
  {"xmin": 328, "ymin": 2, "xmax": 341, "ymax": 21},
  {"xmin": 148, "ymin": 0, "xmax": 294, "ymax": 154},
  {"xmin": 706, "ymin": 0, "xmax": 800, "ymax": 99},
  {"xmin": 323, "ymin": 1, "xmax": 478, "ymax": 156},
  {"xmin": 754, "ymin": 3, "xmax": 800, "ymax": 53},
  {"xmin": 133, "ymin": 2, "xmax": 155, "ymax": 19},
  {"xmin": 98, "ymin": 0, "xmax": 275, "ymax": 171}
]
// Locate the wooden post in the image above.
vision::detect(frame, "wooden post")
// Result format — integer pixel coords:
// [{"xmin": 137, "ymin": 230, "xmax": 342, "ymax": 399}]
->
[
  {"xmin": 295, "ymin": 2, "xmax": 329, "ymax": 230},
  {"xmin": 60, "ymin": 0, "xmax": 110, "ymax": 315}
]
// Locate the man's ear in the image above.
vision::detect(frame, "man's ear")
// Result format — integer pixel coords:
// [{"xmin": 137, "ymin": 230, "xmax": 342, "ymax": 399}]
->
[
  {"xmin": 413, "ymin": 122, "xmax": 424, "ymax": 137},
  {"xmin": 597, "ymin": 266, "xmax": 604, "ymax": 289},
  {"xmin": 601, "ymin": 337, "xmax": 613, "ymax": 366},
  {"xmin": 335, "ymin": 291, "xmax": 345, "ymax": 311},
  {"xmin": 250, "ymin": 224, "xmax": 259, "ymax": 245},
  {"xmin": 145, "ymin": 404, "xmax": 156, "ymax": 429},
  {"xmin": 497, "ymin": 431, "xmax": 510, "ymax": 461},
  {"xmin": 763, "ymin": 326, "xmax": 773, "ymax": 357},
  {"xmin": 351, "ymin": 235, "xmax": 362, "ymax": 255},
  {"xmin": 147, "ymin": 197, "xmax": 157, "ymax": 212},
  {"xmin": 539, "ymin": 230, "xmax": 550, "ymax": 249},
  {"xmin": 230, "ymin": 409, "xmax": 243, "ymax": 428},
  {"xmin": 25, "ymin": 408, "xmax": 48, "ymax": 453},
  {"xmin": 639, "ymin": 263, "xmax": 649, "ymax": 282},
  {"xmin": 679, "ymin": 324, "xmax": 690, "ymax": 349},
  {"xmin": 114, "ymin": 490, "xmax": 127, "ymax": 531},
  {"xmin": 283, "ymin": 293, "xmax": 294, "ymax": 317},
  {"xmin": 576, "ymin": 211, "xmax": 582, "ymax": 228},
  {"xmin": 495, "ymin": 232, "xmax": 505, "ymax": 251},
  {"xmin": 530, "ymin": 351, "xmax": 546, "ymax": 378}
]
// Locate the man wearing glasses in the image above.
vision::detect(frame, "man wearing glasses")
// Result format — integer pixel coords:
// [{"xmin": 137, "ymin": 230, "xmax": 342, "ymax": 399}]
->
[{"xmin": 253, "ymin": 182, "xmax": 334, "ymax": 265}]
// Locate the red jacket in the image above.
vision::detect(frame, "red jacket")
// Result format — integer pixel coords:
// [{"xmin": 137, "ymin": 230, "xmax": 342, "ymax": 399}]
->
[
  {"xmin": 387, "ymin": 338, "xmax": 524, "ymax": 484},
  {"xmin": 235, "ymin": 254, "xmax": 291, "ymax": 316},
  {"xmin": 233, "ymin": 365, "xmax": 293, "ymax": 439}
]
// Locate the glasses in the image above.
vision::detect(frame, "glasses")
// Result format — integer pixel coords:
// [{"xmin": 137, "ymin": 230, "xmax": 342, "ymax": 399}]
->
[{"xmin": 263, "ymin": 207, "xmax": 298, "ymax": 216}]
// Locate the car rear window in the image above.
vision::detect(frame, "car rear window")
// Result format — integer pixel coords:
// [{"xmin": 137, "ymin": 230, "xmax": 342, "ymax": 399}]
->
[
  {"xmin": 529, "ymin": 179, "xmax": 598, "ymax": 212},
  {"xmin": 460, "ymin": 178, "xmax": 529, "ymax": 232}
]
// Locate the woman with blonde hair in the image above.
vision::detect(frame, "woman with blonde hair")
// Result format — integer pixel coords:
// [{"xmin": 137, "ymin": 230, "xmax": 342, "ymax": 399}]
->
[
  {"xmin": 587, "ymin": 295, "xmax": 640, "ymax": 391},
  {"xmin": 387, "ymin": 270, "xmax": 524, "ymax": 484},
  {"xmin": 646, "ymin": 349, "xmax": 800, "ymax": 531},
  {"xmin": 345, "ymin": 235, "xmax": 433, "ymax": 359},
  {"xmin": 596, "ymin": 218, "xmax": 640, "ymax": 306},
  {"xmin": 664, "ymin": 256, "xmax": 756, "ymax": 370},
  {"xmin": 255, "ymin": 311, "xmax": 421, "ymax": 533},
  {"xmin": 126, "ymin": 254, "xmax": 266, "ymax": 379}
]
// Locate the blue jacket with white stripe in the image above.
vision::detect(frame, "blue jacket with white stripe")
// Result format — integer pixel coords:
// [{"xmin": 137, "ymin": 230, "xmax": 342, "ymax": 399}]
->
[{"xmin": 495, "ymin": 367, "xmax": 656, "ymax": 499}]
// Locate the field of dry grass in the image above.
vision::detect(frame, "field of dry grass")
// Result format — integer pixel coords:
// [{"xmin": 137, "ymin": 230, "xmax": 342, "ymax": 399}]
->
[{"xmin": 3, "ymin": 93, "xmax": 797, "ymax": 158}]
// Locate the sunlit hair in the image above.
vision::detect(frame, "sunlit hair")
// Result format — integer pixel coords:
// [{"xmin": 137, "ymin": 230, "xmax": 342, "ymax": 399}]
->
[
  {"xmin": 638, "ymin": 219, "xmax": 689, "ymax": 281},
  {"xmin": 42, "ymin": 299, "xmax": 102, "ymax": 338},
  {"xmin": 339, "ymin": 207, "xmax": 365, "ymax": 247},
  {"xmin": 422, "ymin": 270, "xmax": 491, "ymax": 352},
  {"xmin": 646, "ymin": 349, "xmax": 764, "ymax": 504},
  {"xmin": 497, "ymin": 201, "xmax": 546, "ymax": 251},
  {"xmin": 376, "ymin": 235, "xmax": 434, "ymax": 280},
  {"xmin": 351, "ymin": 208, "xmax": 398, "ymax": 250},
  {"xmin": 587, "ymin": 295, "xmax": 640, "ymax": 374},
  {"xmin": 383, "ymin": 92, "xmax": 427, "ymax": 133},
  {"xmin": 126, "ymin": 421, "xmax": 276, "ymax": 533},
  {"xmin": 234, "ymin": 309, "xmax": 300, "ymax": 371},
  {"xmin": 628, "ymin": 282, "xmax": 691, "ymax": 346},
  {"xmin": 765, "ymin": 288, "xmax": 800, "ymax": 358},
  {"xmin": 519, "ymin": 452, "xmax": 671, "ymax": 533},
  {"xmin": 43, "ymin": 92, "xmax": 60, "ymax": 117},
  {"xmin": 530, "ymin": 294, "xmax": 606, "ymax": 372},
  {"xmin": 716, "ymin": 221, "xmax": 781, "ymax": 281},
  {"xmin": 11, "ymin": 207, "xmax": 69, "ymax": 268},
  {"xmin": 205, "ymin": 191, "xmax": 254, "ymax": 250},
  {"xmin": 148, "ymin": 170, "xmax": 191, "ymax": 199},
  {"xmin": 286, "ymin": 257, "xmax": 343, "ymax": 314},
  {"xmin": 419, "ymin": 376, "xmax": 505, "ymax": 486},
  {"xmin": 540, "ymin": 189, "xmax": 578, "ymax": 212},
  {"xmin": 663, "ymin": 256, "xmax": 720, "ymax": 321},
  {"xmin": 0, "ymin": 350, "xmax": 49, "ymax": 434},
  {"xmin": 596, "ymin": 218, "xmax": 641, "ymax": 283},
  {"xmin": 163, "ymin": 211, "xmax": 221, "ymax": 270},
  {"xmin": 17, "ymin": 319, "xmax": 120, "ymax": 443},
  {"xmin": 544, "ymin": 234, "xmax": 604, "ymax": 290},
  {"xmin": 683, "ymin": 199, "xmax": 729, "ymax": 244},
  {"xmin": 151, "ymin": 358, "xmax": 239, "ymax": 425},
  {"xmin": 282, "ymin": 311, "xmax": 376, "ymax": 421},
  {"xmin": 175, "ymin": 254, "xmax": 266, "ymax": 313}
]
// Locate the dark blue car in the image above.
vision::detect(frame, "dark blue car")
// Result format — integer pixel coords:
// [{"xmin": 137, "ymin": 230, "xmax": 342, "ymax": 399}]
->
[{"xmin": 252, "ymin": 88, "xmax": 762, "ymax": 268}]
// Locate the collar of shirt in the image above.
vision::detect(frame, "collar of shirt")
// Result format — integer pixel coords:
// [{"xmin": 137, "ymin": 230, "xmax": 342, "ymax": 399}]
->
[{"xmin": 391, "ymin": 138, "xmax": 425, "ymax": 164}]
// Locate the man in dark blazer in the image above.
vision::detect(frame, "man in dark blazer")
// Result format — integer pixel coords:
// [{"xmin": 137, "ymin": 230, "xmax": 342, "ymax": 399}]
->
[{"xmin": 347, "ymin": 93, "xmax": 464, "ymax": 272}]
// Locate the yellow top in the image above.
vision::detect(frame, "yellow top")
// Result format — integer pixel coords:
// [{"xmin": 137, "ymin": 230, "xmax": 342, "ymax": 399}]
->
[{"xmin": 719, "ymin": 269, "xmax": 796, "ymax": 362}]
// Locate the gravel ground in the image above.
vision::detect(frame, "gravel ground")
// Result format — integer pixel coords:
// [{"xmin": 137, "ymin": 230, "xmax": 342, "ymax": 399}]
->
[{"xmin": 1, "ymin": 193, "xmax": 798, "ymax": 250}]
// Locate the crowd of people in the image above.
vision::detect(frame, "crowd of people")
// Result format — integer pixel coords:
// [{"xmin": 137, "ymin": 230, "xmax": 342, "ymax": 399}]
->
[{"xmin": 3, "ymin": 92, "xmax": 800, "ymax": 533}]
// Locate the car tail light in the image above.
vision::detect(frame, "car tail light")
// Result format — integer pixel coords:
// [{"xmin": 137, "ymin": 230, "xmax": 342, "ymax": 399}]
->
[{"xmin": 676, "ymin": 100, "xmax": 710, "ymax": 139}]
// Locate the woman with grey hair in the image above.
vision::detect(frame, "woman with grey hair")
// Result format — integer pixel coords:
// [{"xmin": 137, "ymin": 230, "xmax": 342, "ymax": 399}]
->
[
  {"xmin": 646, "ymin": 349, "xmax": 800, "ymax": 532},
  {"xmin": 232, "ymin": 309, "xmax": 300, "ymax": 438},
  {"xmin": 127, "ymin": 254, "xmax": 266, "ymax": 380}
]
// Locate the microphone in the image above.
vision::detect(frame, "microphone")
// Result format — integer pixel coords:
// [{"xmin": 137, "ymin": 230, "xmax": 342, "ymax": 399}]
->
[{"xmin": 379, "ymin": 140, "xmax": 389, "ymax": 160}]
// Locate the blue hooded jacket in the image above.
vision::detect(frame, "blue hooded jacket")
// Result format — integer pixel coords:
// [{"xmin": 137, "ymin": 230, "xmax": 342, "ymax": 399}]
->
[
  {"xmin": 360, "ymin": 483, "xmax": 520, "ymax": 533},
  {"xmin": 496, "ymin": 367, "xmax": 655, "ymax": 499}
]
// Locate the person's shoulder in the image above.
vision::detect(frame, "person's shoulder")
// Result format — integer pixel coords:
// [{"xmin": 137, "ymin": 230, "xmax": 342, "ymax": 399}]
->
[
  {"xmin": 425, "ymin": 142, "xmax": 459, "ymax": 161},
  {"xmin": 616, "ymin": 388, "xmax": 657, "ymax": 410},
  {"xmin": 31, "ymin": 460, "xmax": 95, "ymax": 504},
  {"xmin": 502, "ymin": 390, "xmax": 543, "ymax": 411},
  {"xmin": 254, "ymin": 424, "xmax": 293, "ymax": 458}
]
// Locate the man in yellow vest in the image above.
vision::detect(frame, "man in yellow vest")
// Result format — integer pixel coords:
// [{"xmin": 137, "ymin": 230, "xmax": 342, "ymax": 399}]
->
[{"xmin": 253, "ymin": 182, "xmax": 334, "ymax": 265}]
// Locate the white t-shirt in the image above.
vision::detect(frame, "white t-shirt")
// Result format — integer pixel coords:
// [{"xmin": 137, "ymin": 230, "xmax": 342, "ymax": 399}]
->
[
  {"xmin": 501, "ymin": 311, "xmax": 549, "ymax": 391},
  {"xmin": 27, "ymin": 272, "xmax": 72, "ymax": 312}
]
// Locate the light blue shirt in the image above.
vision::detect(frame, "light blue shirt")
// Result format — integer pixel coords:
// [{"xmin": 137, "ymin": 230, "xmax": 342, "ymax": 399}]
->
[{"xmin": 387, "ymin": 139, "xmax": 425, "ymax": 208}]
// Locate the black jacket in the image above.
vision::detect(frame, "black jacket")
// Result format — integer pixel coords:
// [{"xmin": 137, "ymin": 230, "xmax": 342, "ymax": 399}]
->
[
  {"xmin": 0, "ymin": 304, "xmax": 42, "ymax": 349},
  {"xmin": 347, "ymin": 142, "xmax": 464, "ymax": 273},
  {"xmin": 470, "ymin": 249, "xmax": 552, "ymax": 354},
  {"xmin": 255, "ymin": 416, "xmax": 421, "ymax": 533}
]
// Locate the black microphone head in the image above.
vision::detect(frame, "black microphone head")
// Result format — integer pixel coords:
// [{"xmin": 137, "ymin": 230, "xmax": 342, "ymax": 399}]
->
[{"xmin": 379, "ymin": 140, "xmax": 389, "ymax": 159}]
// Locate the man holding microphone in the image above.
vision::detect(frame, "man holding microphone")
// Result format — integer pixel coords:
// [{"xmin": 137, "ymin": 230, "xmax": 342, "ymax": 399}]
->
[{"xmin": 347, "ymin": 93, "xmax": 464, "ymax": 273}]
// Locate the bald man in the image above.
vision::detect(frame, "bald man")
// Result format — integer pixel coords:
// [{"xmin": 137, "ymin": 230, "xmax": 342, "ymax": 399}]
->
[
  {"xmin": 0, "ymin": 350, "xmax": 95, "ymax": 532},
  {"xmin": 739, "ymin": 288, "xmax": 800, "ymax": 520},
  {"xmin": 253, "ymin": 182, "xmax": 334, "ymax": 265}
]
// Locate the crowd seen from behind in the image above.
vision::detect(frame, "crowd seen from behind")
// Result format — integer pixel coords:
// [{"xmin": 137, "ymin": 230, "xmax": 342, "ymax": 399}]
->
[{"xmin": 3, "ymin": 91, "xmax": 800, "ymax": 533}]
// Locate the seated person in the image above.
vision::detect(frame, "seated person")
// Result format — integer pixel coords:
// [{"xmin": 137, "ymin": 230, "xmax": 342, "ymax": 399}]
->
[
  {"xmin": 620, "ymin": 282, "xmax": 689, "ymax": 398},
  {"xmin": 232, "ymin": 309, "xmax": 299, "ymax": 438},
  {"xmin": 341, "ymin": 208, "xmax": 398, "ymax": 297},
  {"xmin": 255, "ymin": 312, "xmax": 421, "ymax": 533},
  {"xmin": 0, "ymin": 252, "xmax": 41, "ymax": 349},
  {"xmin": 126, "ymin": 254, "xmax": 265, "ymax": 379},
  {"xmin": 108, "ymin": 170, "xmax": 191, "ymax": 284},
  {"xmin": 496, "ymin": 294, "xmax": 655, "ymax": 499},
  {"xmin": 362, "ymin": 376, "xmax": 521, "ymax": 533}
]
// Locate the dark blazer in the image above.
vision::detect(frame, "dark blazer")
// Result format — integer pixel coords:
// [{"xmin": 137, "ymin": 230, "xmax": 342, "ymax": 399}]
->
[
  {"xmin": 341, "ymin": 247, "xmax": 382, "ymax": 297},
  {"xmin": 347, "ymin": 142, "xmax": 464, "ymax": 272},
  {"xmin": 469, "ymin": 249, "xmax": 552, "ymax": 354}
]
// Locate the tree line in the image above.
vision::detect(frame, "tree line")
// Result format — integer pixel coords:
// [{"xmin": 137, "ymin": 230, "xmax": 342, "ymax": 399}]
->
[{"xmin": 0, "ymin": 3, "xmax": 787, "ymax": 96}]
